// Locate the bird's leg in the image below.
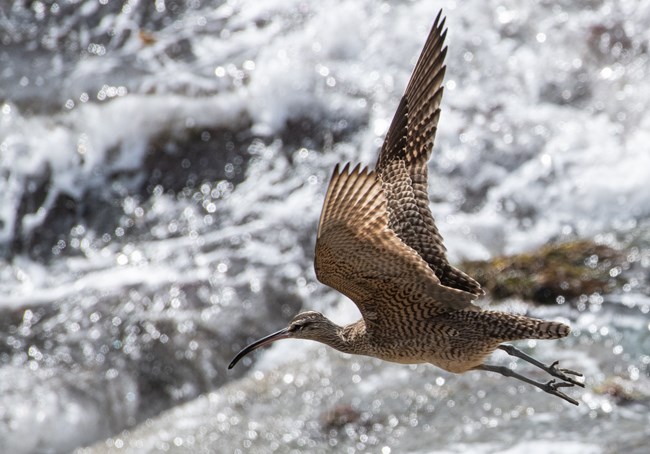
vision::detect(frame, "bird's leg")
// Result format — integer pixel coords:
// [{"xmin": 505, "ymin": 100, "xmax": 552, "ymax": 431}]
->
[
  {"xmin": 476, "ymin": 364, "xmax": 579, "ymax": 406},
  {"xmin": 497, "ymin": 344, "xmax": 584, "ymax": 387}
]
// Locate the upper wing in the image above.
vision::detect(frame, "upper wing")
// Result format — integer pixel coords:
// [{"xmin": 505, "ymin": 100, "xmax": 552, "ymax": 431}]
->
[
  {"xmin": 376, "ymin": 11, "xmax": 483, "ymax": 297},
  {"xmin": 315, "ymin": 164, "xmax": 479, "ymax": 331}
]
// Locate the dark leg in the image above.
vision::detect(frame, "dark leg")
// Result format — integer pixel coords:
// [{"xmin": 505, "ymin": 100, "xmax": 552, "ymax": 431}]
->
[
  {"xmin": 498, "ymin": 344, "xmax": 584, "ymax": 387},
  {"xmin": 476, "ymin": 364, "xmax": 579, "ymax": 406}
]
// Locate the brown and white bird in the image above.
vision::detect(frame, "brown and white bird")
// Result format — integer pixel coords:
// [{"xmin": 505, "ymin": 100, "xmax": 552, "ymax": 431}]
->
[{"xmin": 229, "ymin": 11, "xmax": 583, "ymax": 405}]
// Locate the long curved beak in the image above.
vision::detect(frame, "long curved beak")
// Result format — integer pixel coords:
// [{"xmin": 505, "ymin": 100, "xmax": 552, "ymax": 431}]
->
[{"xmin": 228, "ymin": 327, "xmax": 291, "ymax": 369}]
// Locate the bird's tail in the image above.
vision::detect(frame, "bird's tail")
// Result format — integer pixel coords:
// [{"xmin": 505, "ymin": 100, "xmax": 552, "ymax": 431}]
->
[{"xmin": 477, "ymin": 311, "xmax": 570, "ymax": 341}]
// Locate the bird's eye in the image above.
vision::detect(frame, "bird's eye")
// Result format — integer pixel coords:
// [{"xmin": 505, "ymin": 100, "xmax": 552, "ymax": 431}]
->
[{"xmin": 290, "ymin": 322, "xmax": 308, "ymax": 332}]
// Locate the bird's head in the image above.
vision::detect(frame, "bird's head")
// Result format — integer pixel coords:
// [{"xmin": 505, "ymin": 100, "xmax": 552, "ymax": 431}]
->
[
  {"xmin": 286, "ymin": 311, "xmax": 334, "ymax": 338},
  {"xmin": 228, "ymin": 311, "xmax": 334, "ymax": 369}
]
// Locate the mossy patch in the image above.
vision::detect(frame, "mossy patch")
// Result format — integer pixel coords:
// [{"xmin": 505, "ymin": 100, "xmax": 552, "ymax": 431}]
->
[{"xmin": 461, "ymin": 240, "xmax": 627, "ymax": 304}]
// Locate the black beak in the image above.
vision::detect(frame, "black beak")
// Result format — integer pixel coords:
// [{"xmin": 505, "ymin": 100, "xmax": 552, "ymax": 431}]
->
[{"xmin": 228, "ymin": 327, "xmax": 291, "ymax": 369}]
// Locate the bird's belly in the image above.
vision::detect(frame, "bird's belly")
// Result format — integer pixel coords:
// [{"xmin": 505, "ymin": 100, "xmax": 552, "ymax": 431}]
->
[{"xmin": 371, "ymin": 330, "xmax": 500, "ymax": 373}]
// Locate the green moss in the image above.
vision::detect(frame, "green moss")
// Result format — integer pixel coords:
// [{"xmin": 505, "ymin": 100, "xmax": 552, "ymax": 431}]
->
[{"xmin": 461, "ymin": 240, "xmax": 627, "ymax": 304}]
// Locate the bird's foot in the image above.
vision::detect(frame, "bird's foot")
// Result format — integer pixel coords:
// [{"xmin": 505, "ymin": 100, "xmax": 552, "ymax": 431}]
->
[
  {"xmin": 543, "ymin": 379, "xmax": 580, "ymax": 406},
  {"xmin": 477, "ymin": 363, "xmax": 582, "ymax": 405},
  {"xmin": 498, "ymin": 345, "xmax": 585, "ymax": 388},
  {"xmin": 548, "ymin": 360, "xmax": 585, "ymax": 388}
]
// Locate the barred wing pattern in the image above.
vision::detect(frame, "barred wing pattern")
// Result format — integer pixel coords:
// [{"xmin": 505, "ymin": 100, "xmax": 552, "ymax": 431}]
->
[
  {"xmin": 376, "ymin": 12, "xmax": 483, "ymax": 297},
  {"xmin": 315, "ymin": 164, "xmax": 478, "ymax": 332}
]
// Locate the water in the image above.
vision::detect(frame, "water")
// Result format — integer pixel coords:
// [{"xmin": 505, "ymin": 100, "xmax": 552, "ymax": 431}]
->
[{"xmin": 1, "ymin": 0, "xmax": 649, "ymax": 452}]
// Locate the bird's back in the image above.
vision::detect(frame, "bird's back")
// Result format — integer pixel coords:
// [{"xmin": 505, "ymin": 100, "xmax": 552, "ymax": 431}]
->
[{"xmin": 363, "ymin": 309, "xmax": 570, "ymax": 373}]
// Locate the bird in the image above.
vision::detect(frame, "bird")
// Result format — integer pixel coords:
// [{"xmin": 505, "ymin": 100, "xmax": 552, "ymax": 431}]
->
[{"xmin": 229, "ymin": 11, "xmax": 584, "ymax": 405}]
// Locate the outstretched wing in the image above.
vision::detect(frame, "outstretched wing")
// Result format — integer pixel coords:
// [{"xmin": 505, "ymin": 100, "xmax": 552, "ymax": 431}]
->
[
  {"xmin": 376, "ymin": 11, "xmax": 483, "ymax": 297},
  {"xmin": 314, "ymin": 164, "xmax": 479, "ymax": 331}
]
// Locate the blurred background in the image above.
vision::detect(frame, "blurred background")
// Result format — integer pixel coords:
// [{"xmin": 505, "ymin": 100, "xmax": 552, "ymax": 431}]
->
[{"xmin": 1, "ymin": 0, "xmax": 649, "ymax": 453}]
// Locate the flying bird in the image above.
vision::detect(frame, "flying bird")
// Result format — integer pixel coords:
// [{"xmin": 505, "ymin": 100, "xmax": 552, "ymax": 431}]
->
[{"xmin": 229, "ymin": 11, "xmax": 583, "ymax": 405}]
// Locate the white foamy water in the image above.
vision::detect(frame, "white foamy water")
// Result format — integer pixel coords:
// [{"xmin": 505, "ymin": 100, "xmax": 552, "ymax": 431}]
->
[{"xmin": 1, "ymin": 0, "xmax": 649, "ymax": 453}]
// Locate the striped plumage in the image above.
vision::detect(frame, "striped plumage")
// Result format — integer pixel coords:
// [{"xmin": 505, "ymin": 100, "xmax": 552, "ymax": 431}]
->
[
  {"xmin": 375, "ymin": 14, "xmax": 482, "ymax": 297},
  {"xmin": 229, "ymin": 11, "xmax": 583, "ymax": 405}
]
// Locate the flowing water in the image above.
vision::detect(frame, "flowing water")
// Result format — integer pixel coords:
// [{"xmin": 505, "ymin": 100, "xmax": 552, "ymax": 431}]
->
[{"xmin": 1, "ymin": 1, "xmax": 649, "ymax": 453}]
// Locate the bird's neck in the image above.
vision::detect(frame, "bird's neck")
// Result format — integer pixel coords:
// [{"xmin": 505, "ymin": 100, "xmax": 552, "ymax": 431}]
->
[{"xmin": 330, "ymin": 320, "xmax": 371, "ymax": 356}]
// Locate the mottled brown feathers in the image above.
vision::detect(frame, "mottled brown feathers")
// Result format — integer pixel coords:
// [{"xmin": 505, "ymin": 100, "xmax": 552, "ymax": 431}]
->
[
  {"xmin": 446, "ymin": 310, "xmax": 571, "ymax": 341},
  {"xmin": 375, "ymin": 12, "xmax": 483, "ymax": 298},
  {"xmin": 314, "ymin": 14, "xmax": 485, "ymax": 332},
  {"xmin": 315, "ymin": 164, "xmax": 480, "ymax": 333}
]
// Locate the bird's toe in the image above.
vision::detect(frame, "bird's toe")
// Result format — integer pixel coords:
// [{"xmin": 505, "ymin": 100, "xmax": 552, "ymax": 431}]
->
[{"xmin": 549, "ymin": 361, "xmax": 585, "ymax": 387}]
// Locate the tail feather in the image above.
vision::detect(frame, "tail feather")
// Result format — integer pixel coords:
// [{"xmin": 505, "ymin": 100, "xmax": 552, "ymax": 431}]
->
[{"xmin": 465, "ymin": 311, "xmax": 570, "ymax": 341}]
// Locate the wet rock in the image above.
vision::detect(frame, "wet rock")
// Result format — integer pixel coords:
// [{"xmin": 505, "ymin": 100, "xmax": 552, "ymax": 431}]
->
[
  {"xmin": 461, "ymin": 240, "xmax": 627, "ymax": 304},
  {"xmin": 5, "ymin": 122, "xmax": 256, "ymax": 260},
  {"xmin": 594, "ymin": 376, "xmax": 650, "ymax": 405},
  {"xmin": 320, "ymin": 404, "xmax": 361, "ymax": 430}
]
